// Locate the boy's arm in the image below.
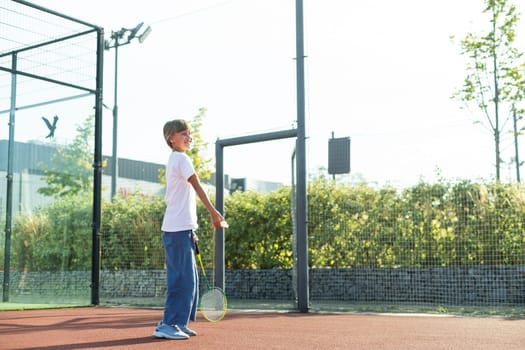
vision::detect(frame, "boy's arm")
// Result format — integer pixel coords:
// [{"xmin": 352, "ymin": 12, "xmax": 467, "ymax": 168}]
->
[{"xmin": 188, "ymin": 174, "xmax": 225, "ymax": 228}]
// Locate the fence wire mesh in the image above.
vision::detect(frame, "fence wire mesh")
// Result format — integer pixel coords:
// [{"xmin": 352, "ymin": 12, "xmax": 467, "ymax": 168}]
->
[{"xmin": 1, "ymin": 0, "xmax": 524, "ymax": 316}]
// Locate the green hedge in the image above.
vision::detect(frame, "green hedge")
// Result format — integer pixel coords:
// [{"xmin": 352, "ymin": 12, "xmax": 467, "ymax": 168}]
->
[
  {"xmin": 7, "ymin": 179, "xmax": 525, "ymax": 271},
  {"xmin": 11, "ymin": 193, "xmax": 92, "ymax": 271}
]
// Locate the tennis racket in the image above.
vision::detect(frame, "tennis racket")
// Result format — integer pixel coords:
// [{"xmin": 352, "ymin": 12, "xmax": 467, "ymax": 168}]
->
[{"xmin": 195, "ymin": 242, "xmax": 227, "ymax": 322}]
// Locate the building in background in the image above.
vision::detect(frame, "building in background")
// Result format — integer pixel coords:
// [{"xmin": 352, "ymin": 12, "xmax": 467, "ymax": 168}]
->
[
  {"xmin": 0, "ymin": 140, "xmax": 282, "ymax": 216},
  {"xmin": 229, "ymin": 177, "xmax": 282, "ymax": 194},
  {"xmin": 0, "ymin": 140, "xmax": 164, "ymax": 216}
]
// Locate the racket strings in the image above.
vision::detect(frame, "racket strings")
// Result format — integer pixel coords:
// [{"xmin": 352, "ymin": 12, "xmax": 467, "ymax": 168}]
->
[
  {"xmin": 197, "ymin": 238, "xmax": 227, "ymax": 322},
  {"xmin": 200, "ymin": 288, "xmax": 227, "ymax": 321}
]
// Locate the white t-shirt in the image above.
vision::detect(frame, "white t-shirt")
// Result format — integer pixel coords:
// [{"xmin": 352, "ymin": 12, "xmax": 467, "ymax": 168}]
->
[{"xmin": 161, "ymin": 151, "xmax": 198, "ymax": 232}]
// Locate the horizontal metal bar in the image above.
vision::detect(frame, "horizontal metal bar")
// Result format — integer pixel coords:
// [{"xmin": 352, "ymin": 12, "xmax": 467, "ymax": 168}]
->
[
  {"xmin": 0, "ymin": 92, "xmax": 92, "ymax": 115},
  {"xmin": 216, "ymin": 128, "xmax": 297, "ymax": 147}
]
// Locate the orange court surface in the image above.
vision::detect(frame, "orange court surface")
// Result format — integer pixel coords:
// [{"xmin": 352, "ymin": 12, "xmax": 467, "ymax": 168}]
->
[{"xmin": 0, "ymin": 306, "xmax": 524, "ymax": 350}]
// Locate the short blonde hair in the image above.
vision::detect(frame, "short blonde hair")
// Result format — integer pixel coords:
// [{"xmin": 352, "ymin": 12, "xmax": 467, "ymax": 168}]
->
[{"xmin": 163, "ymin": 119, "xmax": 190, "ymax": 149}]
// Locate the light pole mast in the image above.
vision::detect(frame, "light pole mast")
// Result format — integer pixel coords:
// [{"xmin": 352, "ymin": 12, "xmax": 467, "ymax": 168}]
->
[
  {"xmin": 295, "ymin": 0, "xmax": 309, "ymax": 313},
  {"xmin": 111, "ymin": 34, "xmax": 120, "ymax": 201},
  {"xmin": 105, "ymin": 23, "xmax": 151, "ymax": 200}
]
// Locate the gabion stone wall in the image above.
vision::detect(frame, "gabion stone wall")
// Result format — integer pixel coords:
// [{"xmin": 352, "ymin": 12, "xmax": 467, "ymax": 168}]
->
[{"xmin": 2, "ymin": 266, "xmax": 524, "ymax": 306}]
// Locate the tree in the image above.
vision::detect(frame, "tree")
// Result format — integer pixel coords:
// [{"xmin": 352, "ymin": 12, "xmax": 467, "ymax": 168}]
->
[
  {"xmin": 452, "ymin": 0, "xmax": 525, "ymax": 181},
  {"xmin": 187, "ymin": 107, "xmax": 213, "ymax": 180},
  {"xmin": 38, "ymin": 115, "xmax": 94, "ymax": 197}
]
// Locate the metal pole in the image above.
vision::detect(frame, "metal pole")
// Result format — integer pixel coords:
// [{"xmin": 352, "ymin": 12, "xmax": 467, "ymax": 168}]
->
[
  {"xmin": 3, "ymin": 53, "xmax": 17, "ymax": 302},
  {"xmin": 110, "ymin": 40, "xmax": 119, "ymax": 200},
  {"xmin": 513, "ymin": 109, "xmax": 520, "ymax": 182},
  {"xmin": 214, "ymin": 143, "xmax": 225, "ymax": 290},
  {"xmin": 295, "ymin": 0, "xmax": 309, "ymax": 313},
  {"xmin": 91, "ymin": 28, "xmax": 105, "ymax": 305}
]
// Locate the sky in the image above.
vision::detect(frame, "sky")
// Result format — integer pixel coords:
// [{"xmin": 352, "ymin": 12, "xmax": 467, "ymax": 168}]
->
[{"xmin": 15, "ymin": 0, "xmax": 525, "ymax": 187}]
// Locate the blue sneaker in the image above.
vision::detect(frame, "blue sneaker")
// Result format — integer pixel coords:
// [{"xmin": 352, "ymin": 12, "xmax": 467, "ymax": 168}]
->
[
  {"xmin": 179, "ymin": 325, "xmax": 197, "ymax": 336},
  {"xmin": 153, "ymin": 321, "xmax": 189, "ymax": 340}
]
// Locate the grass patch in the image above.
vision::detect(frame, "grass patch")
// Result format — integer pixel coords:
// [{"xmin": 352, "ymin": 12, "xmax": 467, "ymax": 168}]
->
[
  {"xmin": 2, "ymin": 297, "xmax": 523, "ymax": 318},
  {"xmin": 0, "ymin": 302, "xmax": 91, "ymax": 311},
  {"xmin": 307, "ymin": 301, "xmax": 525, "ymax": 317}
]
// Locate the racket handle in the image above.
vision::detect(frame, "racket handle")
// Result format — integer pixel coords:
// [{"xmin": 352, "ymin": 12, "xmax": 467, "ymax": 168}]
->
[{"xmin": 195, "ymin": 242, "xmax": 200, "ymax": 255}]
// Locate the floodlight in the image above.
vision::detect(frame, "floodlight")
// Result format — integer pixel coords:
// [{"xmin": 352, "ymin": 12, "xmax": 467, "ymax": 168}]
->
[
  {"xmin": 138, "ymin": 26, "xmax": 152, "ymax": 43},
  {"xmin": 127, "ymin": 22, "xmax": 144, "ymax": 41}
]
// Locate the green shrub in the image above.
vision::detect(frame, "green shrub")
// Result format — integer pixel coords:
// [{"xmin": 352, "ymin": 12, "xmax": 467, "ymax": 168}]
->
[
  {"xmin": 11, "ymin": 192, "xmax": 92, "ymax": 271},
  {"xmin": 8, "ymin": 179, "xmax": 525, "ymax": 271}
]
